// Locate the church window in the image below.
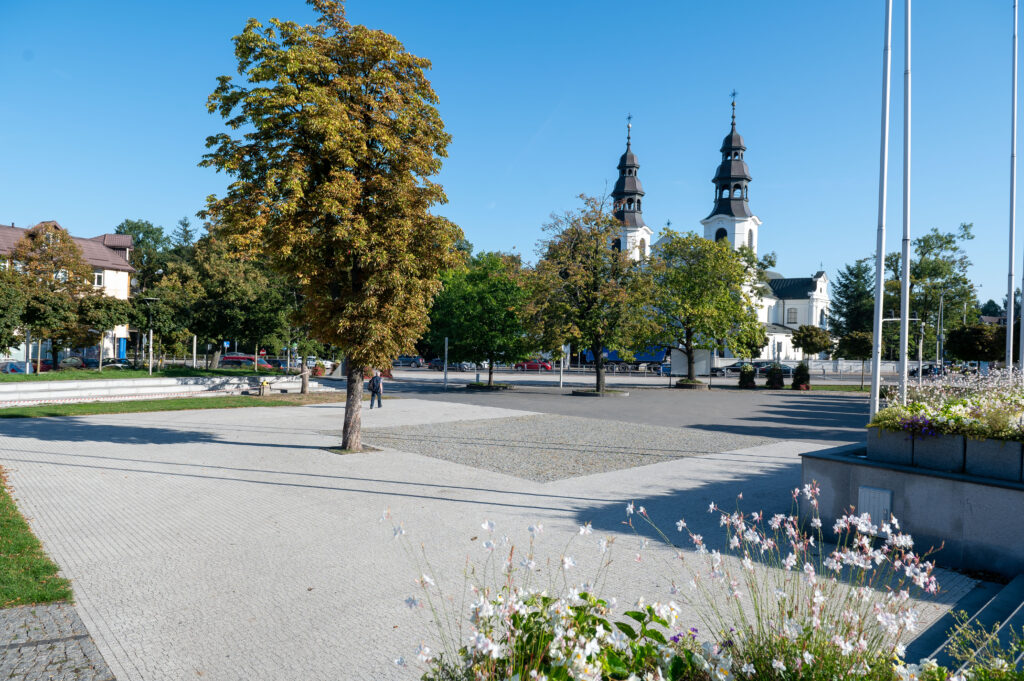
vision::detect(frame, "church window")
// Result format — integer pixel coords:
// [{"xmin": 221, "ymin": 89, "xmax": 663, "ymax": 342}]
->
[
  {"xmin": 820, "ymin": 310, "xmax": 827, "ymax": 328},
  {"xmin": 747, "ymin": 231, "xmax": 754, "ymax": 249},
  {"xmin": 639, "ymin": 238, "xmax": 646, "ymax": 257},
  {"xmin": 787, "ymin": 308, "xmax": 798, "ymax": 325},
  {"xmin": 733, "ymin": 184, "xmax": 742, "ymax": 195},
  {"xmin": 715, "ymin": 228, "xmax": 728, "ymax": 242},
  {"xmin": 636, "ymin": 200, "xmax": 641, "ymax": 210}
]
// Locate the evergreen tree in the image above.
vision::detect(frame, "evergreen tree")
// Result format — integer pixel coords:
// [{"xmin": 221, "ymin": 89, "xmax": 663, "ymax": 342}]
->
[
  {"xmin": 828, "ymin": 258, "xmax": 874, "ymax": 338},
  {"xmin": 172, "ymin": 217, "xmax": 197, "ymax": 249},
  {"xmin": 980, "ymin": 299, "xmax": 1003, "ymax": 318}
]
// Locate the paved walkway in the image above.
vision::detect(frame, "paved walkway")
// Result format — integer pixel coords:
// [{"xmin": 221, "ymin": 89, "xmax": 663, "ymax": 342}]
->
[
  {"xmin": 1, "ymin": 603, "xmax": 114, "ymax": 680},
  {"xmin": 0, "ymin": 399, "xmax": 973, "ymax": 680}
]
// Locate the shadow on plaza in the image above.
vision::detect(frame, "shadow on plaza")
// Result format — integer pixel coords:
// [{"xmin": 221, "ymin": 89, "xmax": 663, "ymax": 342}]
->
[
  {"xmin": 686, "ymin": 396, "xmax": 869, "ymax": 443},
  {"xmin": 0, "ymin": 416, "xmax": 325, "ymax": 450}
]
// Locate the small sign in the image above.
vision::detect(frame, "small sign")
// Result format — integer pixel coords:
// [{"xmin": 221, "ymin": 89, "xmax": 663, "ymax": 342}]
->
[
  {"xmin": 259, "ymin": 349, "xmax": 266, "ymax": 356},
  {"xmin": 223, "ymin": 341, "xmax": 230, "ymax": 347}
]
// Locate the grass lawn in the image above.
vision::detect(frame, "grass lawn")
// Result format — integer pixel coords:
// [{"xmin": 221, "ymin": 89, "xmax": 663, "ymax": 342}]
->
[
  {"xmin": 0, "ymin": 468, "xmax": 73, "ymax": 607},
  {"xmin": 0, "ymin": 366, "xmax": 292, "ymax": 383},
  {"xmin": 0, "ymin": 392, "xmax": 362, "ymax": 418}
]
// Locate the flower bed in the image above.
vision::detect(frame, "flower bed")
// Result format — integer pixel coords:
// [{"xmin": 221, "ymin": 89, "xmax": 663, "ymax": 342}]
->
[{"xmin": 386, "ymin": 486, "xmax": 1024, "ymax": 680}]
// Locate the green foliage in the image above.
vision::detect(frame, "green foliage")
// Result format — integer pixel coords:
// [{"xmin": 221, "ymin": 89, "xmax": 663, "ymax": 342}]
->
[
  {"xmin": 0, "ymin": 469, "xmax": 73, "ymax": 606},
  {"xmin": 738, "ymin": 363, "xmax": 756, "ymax": 388},
  {"xmin": 791, "ymin": 324, "xmax": 832, "ymax": 356},
  {"xmin": 201, "ymin": 0, "xmax": 462, "ymax": 449},
  {"xmin": 945, "ymin": 324, "xmax": 1002, "ymax": 362},
  {"xmin": 837, "ymin": 330, "xmax": 874, "ymax": 360},
  {"xmin": 980, "ymin": 299, "xmax": 1003, "ymax": 318},
  {"xmin": 765, "ymin": 363, "xmax": 785, "ymax": 389},
  {"xmin": 828, "ymin": 258, "xmax": 874, "ymax": 338},
  {"xmin": 0, "ymin": 270, "xmax": 26, "ymax": 352},
  {"xmin": 645, "ymin": 230, "xmax": 762, "ymax": 381},
  {"xmin": 115, "ymin": 218, "xmax": 169, "ymax": 289},
  {"xmin": 792, "ymin": 361, "xmax": 810, "ymax": 389},
  {"xmin": 529, "ymin": 195, "xmax": 648, "ymax": 393},
  {"xmin": 426, "ymin": 252, "xmax": 534, "ymax": 386}
]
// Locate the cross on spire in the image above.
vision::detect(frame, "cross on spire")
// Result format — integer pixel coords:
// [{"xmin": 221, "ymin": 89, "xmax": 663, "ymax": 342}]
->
[
  {"xmin": 730, "ymin": 90, "xmax": 737, "ymax": 128},
  {"xmin": 626, "ymin": 113, "xmax": 632, "ymax": 147}
]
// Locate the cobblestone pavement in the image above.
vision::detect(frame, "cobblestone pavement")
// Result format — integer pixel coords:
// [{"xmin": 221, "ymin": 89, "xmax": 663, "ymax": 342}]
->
[
  {"xmin": 0, "ymin": 398, "xmax": 977, "ymax": 680},
  {"xmin": 362, "ymin": 414, "xmax": 775, "ymax": 481},
  {"xmin": 1, "ymin": 602, "xmax": 114, "ymax": 680}
]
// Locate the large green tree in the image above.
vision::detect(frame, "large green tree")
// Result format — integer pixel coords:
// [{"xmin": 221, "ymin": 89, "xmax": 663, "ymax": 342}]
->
[
  {"xmin": 79, "ymin": 295, "xmax": 132, "ymax": 367},
  {"xmin": 11, "ymin": 222, "xmax": 97, "ymax": 367},
  {"xmin": 945, "ymin": 324, "xmax": 1002, "ymax": 363},
  {"xmin": 426, "ymin": 251, "xmax": 534, "ymax": 386},
  {"xmin": 530, "ymin": 196, "xmax": 649, "ymax": 393},
  {"xmin": 115, "ymin": 218, "xmax": 170, "ymax": 290},
  {"xmin": 201, "ymin": 0, "xmax": 461, "ymax": 449},
  {"xmin": 828, "ymin": 258, "xmax": 874, "ymax": 338},
  {"xmin": 645, "ymin": 230, "xmax": 763, "ymax": 380},
  {"xmin": 0, "ymin": 269, "xmax": 26, "ymax": 354}
]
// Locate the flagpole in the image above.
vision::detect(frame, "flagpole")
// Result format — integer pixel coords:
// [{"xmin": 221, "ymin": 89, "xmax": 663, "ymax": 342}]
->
[
  {"xmin": 1012, "ymin": 0, "xmax": 1021, "ymax": 370},
  {"xmin": 898, "ymin": 0, "xmax": 912, "ymax": 405},
  {"xmin": 870, "ymin": 0, "xmax": 894, "ymax": 419}
]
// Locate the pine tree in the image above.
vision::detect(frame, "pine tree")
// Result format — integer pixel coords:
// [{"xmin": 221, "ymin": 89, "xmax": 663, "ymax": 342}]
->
[{"xmin": 828, "ymin": 258, "xmax": 874, "ymax": 338}]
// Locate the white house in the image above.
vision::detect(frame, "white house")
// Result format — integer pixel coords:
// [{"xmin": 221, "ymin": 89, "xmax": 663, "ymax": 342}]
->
[{"xmin": 0, "ymin": 221, "xmax": 134, "ymax": 361}]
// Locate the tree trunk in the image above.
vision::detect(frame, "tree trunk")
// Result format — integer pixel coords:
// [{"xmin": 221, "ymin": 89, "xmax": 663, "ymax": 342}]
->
[
  {"xmin": 487, "ymin": 357, "xmax": 495, "ymax": 387},
  {"xmin": 50, "ymin": 343, "xmax": 59, "ymax": 370},
  {"xmin": 98, "ymin": 331, "xmax": 104, "ymax": 370},
  {"xmin": 342, "ymin": 362, "xmax": 364, "ymax": 451},
  {"xmin": 300, "ymin": 354, "xmax": 309, "ymax": 394},
  {"xmin": 685, "ymin": 333, "xmax": 696, "ymax": 381},
  {"xmin": 593, "ymin": 343, "xmax": 605, "ymax": 393}
]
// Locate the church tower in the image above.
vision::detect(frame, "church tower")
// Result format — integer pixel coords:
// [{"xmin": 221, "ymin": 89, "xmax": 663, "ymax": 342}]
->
[
  {"xmin": 611, "ymin": 117, "xmax": 653, "ymax": 260},
  {"xmin": 701, "ymin": 99, "xmax": 761, "ymax": 255}
]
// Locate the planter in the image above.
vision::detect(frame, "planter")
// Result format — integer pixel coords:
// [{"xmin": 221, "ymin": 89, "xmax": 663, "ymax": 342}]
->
[
  {"xmin": 674, "ymin": 382, "xmax": 709, "ymax": 391},
  {"xmin": 465, "ymin": 383, "xmax": 513, "ymax": 391},
  {"xmin": 965, "ymin": 438, "xmax": 1024, "ymax": 482},
  {"xmin": 913, "ymin": 434, "xmax": 965, "ymax": 473},
  {"xmin": 865, "ymin": 427, "xmax": 913, "ymax": 466},
  {"xmin": 570, "ymin": 389, "xmax": 629, "ymax": 398}
]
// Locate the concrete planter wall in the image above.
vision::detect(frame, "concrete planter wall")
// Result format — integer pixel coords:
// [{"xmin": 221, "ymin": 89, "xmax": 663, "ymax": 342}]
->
[
  {"xmin": 914, "ymin": 434, "xmax": 965, "ymax": 473},
  {"xmin": 866, "ymin": 427, "xmax": 913, "ymax": 466},
  {"xmin": 965, "ymin": 439, "xmax": 1024, "ymax": 482}
]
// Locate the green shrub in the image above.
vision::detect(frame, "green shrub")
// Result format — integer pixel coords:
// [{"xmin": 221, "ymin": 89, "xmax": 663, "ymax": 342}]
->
[
  {"xmin": 792, "ymin": 362, "xmax": 810, "ymax": 390},
  {"xmin": 765, "ymin": 363, "xmax": 784, "ymax": 389},
  {"xmin": 738, "ymin": 364, "xmax": 756, "ymax": 389}
]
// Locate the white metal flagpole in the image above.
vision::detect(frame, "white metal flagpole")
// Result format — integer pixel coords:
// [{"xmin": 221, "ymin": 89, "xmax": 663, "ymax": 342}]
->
[
  {"xmin": 1013, "ymin": 0, "xmax": 1022, "ymax": 371},
  {"xmin": 870, "ymin": 0, "xmax": 894, "ymax": 419},
  {"xmin": 898, "ymin": 0, "xmax": 912, "ymax": 405}
]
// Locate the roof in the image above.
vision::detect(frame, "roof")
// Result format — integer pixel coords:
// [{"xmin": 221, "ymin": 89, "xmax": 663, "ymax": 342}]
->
[
  {"xmin": 0, "ymin": 222, "xmax": 135, "ymax": 272},
  {"xmin": 707, "ymin": 197, "xmax": 753, "ymax": 219},
  {"xmin": 91, "ymin": 233, "xmax": 134, "ymax": 249},
  {"xmin": 767, "ymin": 277, "xmax": 817, "ymax": 300}
]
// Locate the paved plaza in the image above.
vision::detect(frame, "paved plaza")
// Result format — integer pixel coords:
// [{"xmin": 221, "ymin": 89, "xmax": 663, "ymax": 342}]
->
[{"xmin": 0, "ymin": 391, "xmax": 974, "ymax": 680}]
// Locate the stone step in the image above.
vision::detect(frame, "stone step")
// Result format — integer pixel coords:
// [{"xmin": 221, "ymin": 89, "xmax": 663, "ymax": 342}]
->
[{"xmin": 909, "ymin": 574, "xmax": 1024, "ymax": 669}]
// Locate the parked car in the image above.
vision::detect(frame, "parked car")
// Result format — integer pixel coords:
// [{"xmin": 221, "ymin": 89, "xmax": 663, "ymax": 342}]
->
[
  {"xmin": 0, "ymin": 361, "xmax": 27, "ymax": 374},
  {"xmin": 393, "ymin": 355, "xmax": 426, "ymax": 368},
  {"xmin": 59, "ymin": 355, "xmax": 85, "ymax": 369},
  {"xmin": 756, "ymin": 362, "xmax": 796, "ymax": 377},
  {"xmin": 100, "ymin": 359, "xmax": 133, "ymax": 370},
  {"xmin": 515, "ymin": 359, "xmax": 553, "ymax": 372},
  {"xmin": 658, "ymin": 362, "xmax": 672, "ymax": 376},
  {"xmin": 711, "ymin": 361, "xmax": 755, "ymax": 377},
  {"xmin": 429, "ymin": 358, "xmax": 473, "ymax": 371},
  {"xmin": 909, "ymin": 363, "xmax": 942, "ymax": 377},
  {"xmin": 220, "ymin": 354, "xmax": 275, "ymax": 370}
]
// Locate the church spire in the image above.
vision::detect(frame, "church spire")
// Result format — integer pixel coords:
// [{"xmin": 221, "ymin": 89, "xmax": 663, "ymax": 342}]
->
[
  {"xmin": 708, "ymin": 95, "xmax": 753, "ymax": 219},
  {"xmin": 612, "ymin": 115, "xmax": 646, "ymax": 229}
]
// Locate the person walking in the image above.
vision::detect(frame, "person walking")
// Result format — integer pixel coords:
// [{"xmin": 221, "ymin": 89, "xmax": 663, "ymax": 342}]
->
[{"xmin": 368, "ymin": 369, "xmax": 383, "ymax": 409}]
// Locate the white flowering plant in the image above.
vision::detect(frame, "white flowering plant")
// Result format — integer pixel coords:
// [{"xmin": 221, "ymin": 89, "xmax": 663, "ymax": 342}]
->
[
  {"xmin": 872, "ymin": 369, "xmax": 1024, "ymax": 441},
  {"xmin": 394, "ymin": 485, "xmax": 1017, "ymax": 680}
]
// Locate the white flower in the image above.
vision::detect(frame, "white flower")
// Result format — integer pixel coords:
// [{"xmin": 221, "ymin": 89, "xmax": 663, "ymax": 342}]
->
[
  {"xmin": 528, "ymin": 523, "xmax": 544, "ymax": 535},
  {"xmin": 740, "ymin": 662, "xmax": 755, "ymax": 675},
  {"xmin": 811, "ymin": 517, "xmax": 822, "ymax": 529},
  {"xmin": 676, "ymin": 519, "xmax": 687, "ymax": 531},
  {"xmin": 708, "ymin": 502, "xmax": 717, "ymax": 513},
  {"xmin": 393, "ymin": 657, "xmax": 406, "ymax": 667},
  {"xmin": 742, "ymin": 556, "xmax": 755, "ymax": 571},
  {"xmin": 482, "ymin": 540, "xmax": 496, "ymax": 551},
  {"xmin": 520, "ymin": 557, "xmax": 537, "ymax": 570},
  {"xmin": 772, "ymin": 658, "xmax": 786, "ymax": 672},
  {"xmin": 783, "ymin": 553, "xmax": 797, "ymax": 570},
  {"xmin": 626, "ymin": 501, "xmax": 635, "ymax": 515},
  {"xmin": 579, "ymin": 522, "xmax": 593, "ymax": 535},
  {"xmin": 894, "ymin": 643, "xmax": 907, "ymax": 658},
  {"xmin": 562, "ymin": 555, "xmax": 576, "ymax": 570},
  {"xmin": 416, "ymin": 643, "xmax": 432, "ymax": 663},
  {"xmin": 481, "ymin": 519, "xmax": 495, "ymax": 532},
  {"xmin": 415, "ymin": 574, "xmax": 434, "ymax": 587},
  {"xmin": 639, "ymin": 505, "xmax": 646, "ymax": 515},
  {"xmin": 802, "ymin": 651, "xmax": 814, "ymax": 665}
]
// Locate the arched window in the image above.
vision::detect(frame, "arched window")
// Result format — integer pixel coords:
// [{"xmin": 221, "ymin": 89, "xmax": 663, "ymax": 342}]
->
[
  {"xmin": 636, "ymin": 199, "xmax": 641, "ymax": 210},
  {"xmin": 747, "ymin": 230, "xmax": 754, "ymax": 249},
  {"xmin": 820, "ymin": 310, "xmax": 827, "ymax": 328},
  {"xmin": 715, "ymin": 228, "xmax": 728, "ymax": 242},
  {"xmin": 639, "ymin": 238, "xmax": 647, "ymax": 257},
  {"xmin": 733, "ymin": 184, "xmax": 742, "ymax": 196},
  {"xmin": 627, "ymin": 199, "xmax": 633, "ymax": 210},
  {"xmin": 720, "ymin": 188, "xmax": 728, "ymax": 199}
]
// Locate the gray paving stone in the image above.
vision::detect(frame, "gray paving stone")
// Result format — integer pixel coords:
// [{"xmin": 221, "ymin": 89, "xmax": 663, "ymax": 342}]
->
[
  {"xmin": 0, "ymin": 398, "xmax": 978, "ymax": 680},
  {"xmin": 0, "ymin": 602, "xmax": 114, "ymax": 680}
]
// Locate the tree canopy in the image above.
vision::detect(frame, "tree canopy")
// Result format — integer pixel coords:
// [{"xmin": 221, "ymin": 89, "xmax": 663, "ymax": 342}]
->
[
  {"xmin": 828, "ymin": 258, "xmax": 874, "ymax": 338},
  {"xmin": 645, "ymin": 230, "xmax": 764, "ymax": 380},
  {"xmin": 201, "ymin": 0, "xmax": 461, "ymax": 449},
  {"xmin": 791, "ymin": 324, "xmax": 832, "ymax": 358}
]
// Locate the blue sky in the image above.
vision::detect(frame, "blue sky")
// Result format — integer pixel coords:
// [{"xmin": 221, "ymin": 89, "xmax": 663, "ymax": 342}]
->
[{"xmin": 0, "ymin": 1, "xmax": 1017, "ymax": 303}]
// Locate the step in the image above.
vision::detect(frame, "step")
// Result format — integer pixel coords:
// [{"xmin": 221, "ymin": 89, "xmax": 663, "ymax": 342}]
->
[{"xmin": 910, "ymin": 574, "xmax": 1024, "ymax": 669}]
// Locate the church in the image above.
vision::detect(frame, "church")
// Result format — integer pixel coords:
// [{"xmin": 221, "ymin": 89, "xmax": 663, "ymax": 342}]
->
[{"xmin": 610, "ymin": 104, "xmax": 830, "ymax": 369}]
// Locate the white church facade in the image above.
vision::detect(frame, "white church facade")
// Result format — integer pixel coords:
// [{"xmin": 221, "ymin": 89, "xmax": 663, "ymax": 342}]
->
[{"xmin": 611, "ymin": 105, "xmax": 830, "ymax": 369}]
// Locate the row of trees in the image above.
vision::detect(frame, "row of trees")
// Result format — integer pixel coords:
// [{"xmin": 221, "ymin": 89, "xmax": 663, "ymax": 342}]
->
[{"xmin": 423, "ymin": 196, "xmax": 772, "ymax": 392}]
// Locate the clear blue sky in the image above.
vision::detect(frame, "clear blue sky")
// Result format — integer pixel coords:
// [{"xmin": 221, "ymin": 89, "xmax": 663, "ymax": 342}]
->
[{"xmin": 0, "ymin": 1, "xmax": 1017, "ymax": 304}]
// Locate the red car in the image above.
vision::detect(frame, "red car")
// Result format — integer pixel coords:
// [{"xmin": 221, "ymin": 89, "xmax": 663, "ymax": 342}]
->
[
  {"xmin": 515, "ymin": 359, "xmax": 553, "ymax": 372},
  {"xmin": 220, "ymin": 354, "xmax": 276, "ymax": 370}
]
